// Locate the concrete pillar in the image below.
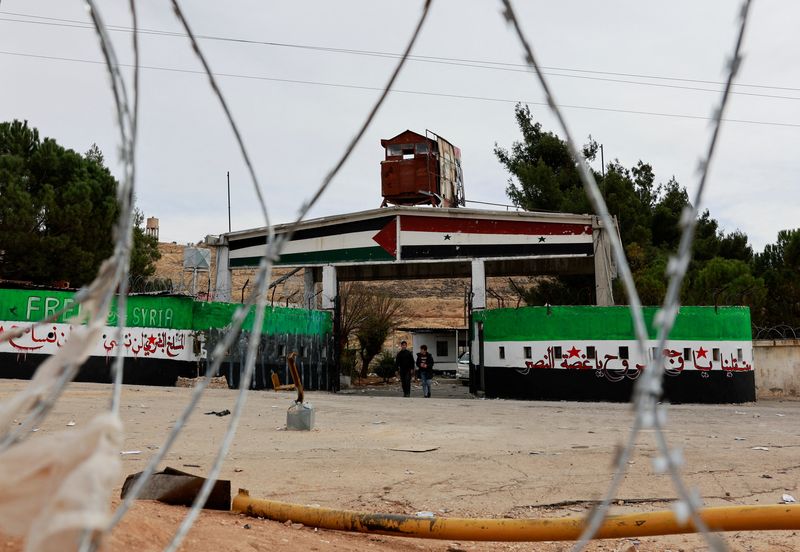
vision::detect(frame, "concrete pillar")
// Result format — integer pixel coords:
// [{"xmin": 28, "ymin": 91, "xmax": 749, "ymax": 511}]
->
[
  {"xmin": 213, "ymin": 242, "xmax": 231, "ymax": 302},
  {"xmin": 321, "ymin": 265, "xmax": 337, "ymax": 310},
  {"xmin": 593, "ymin": 217, "xmax": 615, "ymax": 306},
  {"xmin": 471, "ymin": 259, "xmax": 486, "ymax": 310},
  {"xmin": 304, "ymin": 268, "xmax": 316, "ymax": 309}
]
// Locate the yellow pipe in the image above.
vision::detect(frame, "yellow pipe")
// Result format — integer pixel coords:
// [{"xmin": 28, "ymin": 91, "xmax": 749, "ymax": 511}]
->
[{"xmin": 232, "ymin": 489, "xmax": 800, "ymax": 542}]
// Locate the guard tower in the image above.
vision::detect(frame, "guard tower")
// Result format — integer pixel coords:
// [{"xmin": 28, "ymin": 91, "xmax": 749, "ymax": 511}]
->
[{"xmin": 380, "ymin": 130, "xmax": 465, "ymax": 208}]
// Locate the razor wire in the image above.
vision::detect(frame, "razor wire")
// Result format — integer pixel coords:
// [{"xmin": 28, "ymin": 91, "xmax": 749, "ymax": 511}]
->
[
  {"xmin": 0, "ymin": 1, "xmax": 757, "ymax": 551},
  {"xmin": 75, "ymin": 1, "xmax": 432, "ymax": 551},
  {"xmin": 500, "ymin": 1, "xmax": 752, "ymax": 550}
]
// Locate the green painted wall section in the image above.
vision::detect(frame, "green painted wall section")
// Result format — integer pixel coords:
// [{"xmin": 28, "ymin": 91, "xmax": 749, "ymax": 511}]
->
[
  {"xmin": 0, "ymin": 288, "xmax": 331, "ymax": 336},
  {"xmin": 473, "ymin": 306, "xmax": 752, "ymax": 342},
  {"xmin": 192, "ymin": 301, "xmax": 332, "ymax": 336}
]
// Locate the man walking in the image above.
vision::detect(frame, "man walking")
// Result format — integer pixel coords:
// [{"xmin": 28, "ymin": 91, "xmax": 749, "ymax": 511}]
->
[
  {"xmin": 395, "ymin": 340, "xmax": 415, "ymax": 397},
  {"xmin": 415, "ymin": 344, "xmax": 435, "ymax": 398}
]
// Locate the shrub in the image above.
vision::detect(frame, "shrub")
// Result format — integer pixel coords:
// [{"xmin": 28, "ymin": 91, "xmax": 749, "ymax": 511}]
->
[{"xmin": 375, "ymin": 351, "xmax": 396, "ymax": 383}]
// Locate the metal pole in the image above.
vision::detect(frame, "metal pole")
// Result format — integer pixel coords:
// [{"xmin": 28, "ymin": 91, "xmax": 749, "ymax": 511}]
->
[
  {"xmin": 227, "ymin": 171, "xmax": 232, "ymax": 232},
  {"xmin": 599, "ymin": 144, "xmax": 605, "ymax": 178}
]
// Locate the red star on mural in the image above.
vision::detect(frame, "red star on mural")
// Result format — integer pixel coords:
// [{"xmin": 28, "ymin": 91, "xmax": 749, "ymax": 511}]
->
[
  {"xmin": 696, "ymin": 347, "xmax": 708, "ymax": 358},
  {"xmin": 567, "ymin": 346, "xmax": 581, "ymax": 358}
]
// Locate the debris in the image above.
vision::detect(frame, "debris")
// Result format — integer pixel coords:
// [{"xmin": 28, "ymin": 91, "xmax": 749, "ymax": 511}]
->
[
  {"xmin": 615, "ymin": 541, "xmax": 639, "ymax": 552},
  {"xmin": 751, "ymin": 446, "xmax": 769, "ymax": 451},
  {"xmin": 734, "ymin": 437, "xmax": 746, "ymax": 441},
  {"xmin": 292, "ymin": 523, "xmax": 304, "ymax": 529},
  {"xmin": 243, "ymin": 524, "xmax": 251, "ymax": 530},
  {"xmin": 776, "ymin": 413, "xmax": 785, "ymax": 417},
  {"xmin": 782, "ymin": 494, "xmax": 797, "ymax": 503},
  {"xmin": 234, "ymin": 468, "xmax": 243, "ymax": 473},
  {"xmin": 66, "ymin": 420, "xmax": 76, "ymax": 427},
  {"xmin": 204, "ymin": 409, "xmax": 231, "ymax": 417},
  {"xmin": 120, "ymin": 466, "xmax": 231, "ymax": 510},
  {"xmin": 372, "ymin": 420, "xmax": 387, "ymax": 424},
  {"xmin": 415, "ymin": 511, "xmax": 435, "ymax": 518},
  {"xmin": 120, "ymin": 450, "xmax": 142, "ymax": 455},
  {"xmin": 183, "ymin": 464, "xmax": 201, "ymax": 468},
  {"xmin": 389, "ymin": 447, "xmax": 439, "ymax": 453}
]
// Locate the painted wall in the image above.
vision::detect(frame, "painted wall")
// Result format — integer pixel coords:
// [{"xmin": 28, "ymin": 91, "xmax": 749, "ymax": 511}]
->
[
  {"xmin": 0, "ymin": 288, "xmax": 333, "ymax": 389},
  {"xmin": 470, "ymin": 306, "xmax": 755, "ymax": 403},
  {"xmin": 754, "ymin": 340, "xmax": 800, "ymax": 400}
]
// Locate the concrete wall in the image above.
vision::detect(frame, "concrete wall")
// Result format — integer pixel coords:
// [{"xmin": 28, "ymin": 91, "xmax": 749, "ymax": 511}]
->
[{"xmin": 754, "ymin": 339, "xmax": 800, "ymax": 400}]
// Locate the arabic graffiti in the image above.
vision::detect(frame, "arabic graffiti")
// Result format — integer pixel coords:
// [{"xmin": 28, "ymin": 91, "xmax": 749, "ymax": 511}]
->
[
  {"xmin": 0, "ymin": 321, "xmax": 199, "ymax": 362},
  {"xmin": 519, "ymin": 342, "xmax": 753, "ymax": 382}
]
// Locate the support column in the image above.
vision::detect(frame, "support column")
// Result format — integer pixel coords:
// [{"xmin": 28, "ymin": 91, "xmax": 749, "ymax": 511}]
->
[
  {"xmin": 470, "ymin": 259, "xmax": 486, "ymax": 395},
  {"xmin": 470, "ymin": 259, "xmax": 486, "ymax": 311},
  {"xmin": 211, "ymin": 238, "xmax": 231, "ymax": 303},
  {"xmin": 593, "ymin": 216, "xmax": 615, "ymax": 306},
  {"xmin": 321, "ymin": 265, "xmax": 337, "ymax": 310},
  {"xmin": 304, "ymin": 268, "xmax": 317, "ymax": 309}
]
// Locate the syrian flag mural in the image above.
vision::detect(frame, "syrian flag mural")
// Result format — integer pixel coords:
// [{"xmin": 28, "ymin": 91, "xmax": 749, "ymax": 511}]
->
[
  {"xmin": 227, "ymin": 211, "xmax": 594, "ymax": 267},
  {"xmin": 470, "ymin": 305, "xmax": 755, "ymax": 404}
]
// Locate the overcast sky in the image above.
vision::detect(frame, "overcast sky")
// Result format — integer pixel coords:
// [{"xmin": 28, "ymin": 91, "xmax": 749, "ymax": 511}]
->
[{"xmin": 2, "ymin": 1, "xmax": 798, "ymax": 251}]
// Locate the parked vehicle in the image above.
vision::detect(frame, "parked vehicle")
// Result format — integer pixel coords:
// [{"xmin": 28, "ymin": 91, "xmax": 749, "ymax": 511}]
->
[{"xmin": 456, "ymin": 351, "xmax": 470, "ymax": 384}]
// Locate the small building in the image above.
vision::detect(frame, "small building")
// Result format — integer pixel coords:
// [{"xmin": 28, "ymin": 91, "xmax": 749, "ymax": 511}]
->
[
  {"xmin": 399, "ymin": 327, "xmax": 468, "ymax": 376},
  {"xmin": 380, "ymin": 130, "xmax": 464, "ymax": 208}
]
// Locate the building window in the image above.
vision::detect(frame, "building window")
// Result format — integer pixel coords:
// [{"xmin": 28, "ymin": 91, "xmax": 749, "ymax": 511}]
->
[
  {"xmin": 684, "ymin": 348, "xmax": 692, "ymax": 361},
  {"xmin": 499, "ymin": 346, "xmax": 505, "ymax": 359},
  {"xmin": 586, "ymin": 346, "xmax": 596, "ymax": 359},
  {"xmin": 553, "ymin": 346, "xmax": 562, "ymax": 359},
  {"xmin": 713, "ymin": 348, "xmax": 720, "ymax": 362},
  {"xmin": 436, "ymin": 341, "xmax": 448, "ymax": 357},
  {"xmin": 618, "ymin": 346, "xmax": 629, "ymax": 360},
  {"xmin": 737, "ymin": 348, "xmax": 743, "ymax": 361},
  {"xmin": 524, "ymin": 346, "xmax": 532, "ymax": 359}
]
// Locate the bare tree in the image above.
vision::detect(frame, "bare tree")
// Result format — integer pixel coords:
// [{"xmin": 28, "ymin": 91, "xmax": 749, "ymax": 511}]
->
[{"xmin": 355, "ymin": 288, "xmax": 407, "ymax": 378}]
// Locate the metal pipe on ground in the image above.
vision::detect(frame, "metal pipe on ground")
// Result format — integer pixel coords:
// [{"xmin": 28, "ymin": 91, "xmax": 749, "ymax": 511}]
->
[{"xmin": 232, "ymin": 490, "xmax": 800, "ymax": 542}]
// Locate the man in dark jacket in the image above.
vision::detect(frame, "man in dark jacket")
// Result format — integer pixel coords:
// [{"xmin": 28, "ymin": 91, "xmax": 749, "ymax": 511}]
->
[
  {"xmin": 415, "ymin": 344, "xmax": 435, "ymax": 398},
  {"xmin": 395, "ymin": 340, "xmax": 415, "ymax": 397}
]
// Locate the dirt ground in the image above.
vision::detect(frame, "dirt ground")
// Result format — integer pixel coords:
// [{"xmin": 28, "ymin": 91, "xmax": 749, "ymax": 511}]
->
[{"xmin": 1, "ymin": 378, "xmax": 799, "ymax": 551}]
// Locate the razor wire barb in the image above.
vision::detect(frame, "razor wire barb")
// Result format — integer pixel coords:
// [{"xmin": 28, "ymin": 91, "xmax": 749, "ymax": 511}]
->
[{"xmin": 499, "ymin": 1, "xmax": 752, "ymax": 550}]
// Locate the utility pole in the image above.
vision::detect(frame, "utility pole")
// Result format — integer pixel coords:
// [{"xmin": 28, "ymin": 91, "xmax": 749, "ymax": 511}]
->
[
  {"xmin": 227, "ymin": 171, "xmax": 231, "ymax": 232},
  {"xmin": 599, "ymin": 144, "xmax": 605, "ymax": 179}
]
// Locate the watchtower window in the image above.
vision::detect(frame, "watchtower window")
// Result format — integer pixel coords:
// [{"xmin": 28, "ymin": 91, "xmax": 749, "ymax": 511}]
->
[{"xmin": 387, "ymin": 143, "xmax": 417, "ymax": 158}]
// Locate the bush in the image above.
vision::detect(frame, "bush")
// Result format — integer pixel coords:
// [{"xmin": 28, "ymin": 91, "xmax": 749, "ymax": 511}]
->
[{"xmin": 375, "ymin": 351, "xmax": 396, "ymax": 383}]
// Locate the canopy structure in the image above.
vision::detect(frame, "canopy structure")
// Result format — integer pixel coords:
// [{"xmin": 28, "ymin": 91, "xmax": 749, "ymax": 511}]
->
[{"xmin": 207, "ymin": 205, "xmax": 616, "ymax": 309}]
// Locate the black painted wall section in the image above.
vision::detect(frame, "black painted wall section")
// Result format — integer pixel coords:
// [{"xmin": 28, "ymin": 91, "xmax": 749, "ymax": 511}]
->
[
  {"xmin": 1, "ymin": 354, "xmax": 199, "ymax": 387},
  {"xmin": 483, "ymin": 367, "xmax": 756, "ymax": 404}
]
